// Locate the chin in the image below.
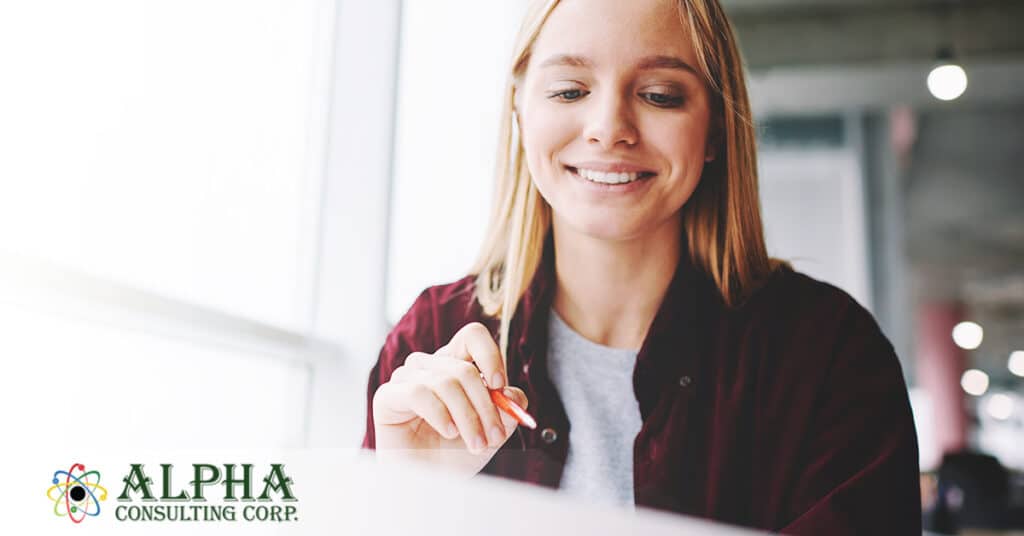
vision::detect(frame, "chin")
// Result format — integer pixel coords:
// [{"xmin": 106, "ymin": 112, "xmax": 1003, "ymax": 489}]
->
[{"xmin": 559, "ymin": 211, "xmax": 649, "ymax": 242}]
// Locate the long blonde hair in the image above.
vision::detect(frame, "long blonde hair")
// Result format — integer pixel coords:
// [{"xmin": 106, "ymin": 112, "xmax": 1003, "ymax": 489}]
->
[{"xmin": 470, "ymin": 0, "xmax": 784, "ymax": 357}]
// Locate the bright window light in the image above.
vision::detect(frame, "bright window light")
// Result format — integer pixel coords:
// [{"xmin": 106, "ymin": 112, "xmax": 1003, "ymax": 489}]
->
[
  {"xmin": 386, "ymin": 0, "xmax": 528, "ymax": 323},
  {"xmin": 0, "ymin": 0, "xmax": 330, "ymax": 330}
]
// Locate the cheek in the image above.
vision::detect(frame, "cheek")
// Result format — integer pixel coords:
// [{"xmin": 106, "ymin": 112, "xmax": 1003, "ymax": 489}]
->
[
  {"xmin": 521, "ymin": 112, "xmax": 574, "ymax": 180},
  {"xmin": 523, "ymin": 105, "xmax": 571, "ymax": 148},
  {"xmin": 646, "ymin": 115, "xmax": 710, "ymax": 161}
]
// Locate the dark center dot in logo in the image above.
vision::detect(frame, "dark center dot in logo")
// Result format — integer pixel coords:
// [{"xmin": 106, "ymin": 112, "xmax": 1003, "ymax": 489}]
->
[{"xmin": 70, "ymin": 485, "xmax": 86, "ymax": 502}]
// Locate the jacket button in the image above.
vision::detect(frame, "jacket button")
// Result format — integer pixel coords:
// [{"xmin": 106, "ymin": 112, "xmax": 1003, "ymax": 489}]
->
[
  {"xmin": 678, "ymin": 375, "xmax": 692, "ymax": 387},
  {"xmin": 540, "ymin": 427, "xmax": 558, "ymax": 444},
  {"xmin": 522, "ymin": 362, "xmax": 531, "ymax": 375}
]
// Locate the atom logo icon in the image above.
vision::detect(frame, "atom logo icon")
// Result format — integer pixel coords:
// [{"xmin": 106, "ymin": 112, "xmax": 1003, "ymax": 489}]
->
[{"xmin": 47, "ymin": 463, "xmax": 108, "ymax": 524}]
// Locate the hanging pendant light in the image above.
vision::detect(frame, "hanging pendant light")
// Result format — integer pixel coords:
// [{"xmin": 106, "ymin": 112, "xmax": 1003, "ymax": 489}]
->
[{"xmin": 927, "ymin": 46, "xmax": 968, "ymax": 101}]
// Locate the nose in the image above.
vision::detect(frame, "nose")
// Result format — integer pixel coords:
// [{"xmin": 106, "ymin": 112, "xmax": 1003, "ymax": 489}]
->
[{"xmin": 583, "ymin": 91, "xmax": 638, "ymax": 149}]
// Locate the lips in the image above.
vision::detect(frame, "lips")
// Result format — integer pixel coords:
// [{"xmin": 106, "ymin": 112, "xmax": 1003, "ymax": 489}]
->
[{"xmin": 566, "ymin": 161, "xmax": 657, "ymax": 174}]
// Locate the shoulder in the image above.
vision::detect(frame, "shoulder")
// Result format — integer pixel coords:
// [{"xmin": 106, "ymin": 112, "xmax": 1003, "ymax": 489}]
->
[
  {"xmin": 388, "ymin": 274, "xmax": 489, "ymax": 351},
  {"xmin": 749, "ymin": 266, "xmax": 863, "ymax": 311},
  {"xmin": 407, "ymin": 274, "xmax": 481, "ymax": 326},
  {"xmin": 418, "ymin": 274, "xmax": 479, "ymax": 311},
  {"xmin": 737, "ymin": 266, "xmax": 895, "ymax": 371},
  {"xmin": 729, "ymin": 269, "xmax": 912, "ymax": 438},
  {"xmin": 745, "ymin": 266, "xmax": 880, "ymax": 334}
]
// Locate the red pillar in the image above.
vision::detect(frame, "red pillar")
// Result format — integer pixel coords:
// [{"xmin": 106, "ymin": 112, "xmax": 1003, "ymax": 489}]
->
[{"xmin": 916, "ymin": 302, "xmax": 968, "ymax": 456}]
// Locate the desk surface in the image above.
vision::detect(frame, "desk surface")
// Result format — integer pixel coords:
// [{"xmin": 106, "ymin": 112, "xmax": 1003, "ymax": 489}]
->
[{"xmin": 342, "ymin": 452, "xmax": 765, "ymax": 536}]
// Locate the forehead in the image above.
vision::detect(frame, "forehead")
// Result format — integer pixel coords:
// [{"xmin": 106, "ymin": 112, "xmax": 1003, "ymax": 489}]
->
[{"xmin": 528, "ymin": 0, "xmax": 698, "ymax": 73}]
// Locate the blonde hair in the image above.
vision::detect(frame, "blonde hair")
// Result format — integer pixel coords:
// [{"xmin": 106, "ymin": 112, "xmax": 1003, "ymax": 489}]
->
[{"xmin": 470, "ymin": 0, "xmax": 785, "ymax": 357}]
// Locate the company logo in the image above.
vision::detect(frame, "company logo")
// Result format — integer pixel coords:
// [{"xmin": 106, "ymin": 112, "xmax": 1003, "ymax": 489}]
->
[
  {"xmin": 114, "ymin": 463, "xmax": 299, "ymax": 523},
  {"xmin": 46, "ymin": 462, "xmax": 299, "ymax": 524},
  {"xmin": 47, "ymin": 463, "xmax": 108, "ymax": 524}
]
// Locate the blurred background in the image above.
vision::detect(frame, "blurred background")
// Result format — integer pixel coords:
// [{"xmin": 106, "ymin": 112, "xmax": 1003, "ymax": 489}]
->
[{"xmin": 0, "ymin": 0, "xmax": 1021, "ymax": 532}]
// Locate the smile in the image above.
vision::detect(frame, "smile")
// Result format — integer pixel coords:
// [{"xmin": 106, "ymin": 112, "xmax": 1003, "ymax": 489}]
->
[{"xmin": 565, "ymin": 166, "xmax": 656, "ymax": 185}]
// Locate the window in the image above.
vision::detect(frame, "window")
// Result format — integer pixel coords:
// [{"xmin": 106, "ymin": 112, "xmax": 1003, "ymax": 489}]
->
[{"xmin": 0, "ymin": 0, "xmax": 402, "ymax": 448}]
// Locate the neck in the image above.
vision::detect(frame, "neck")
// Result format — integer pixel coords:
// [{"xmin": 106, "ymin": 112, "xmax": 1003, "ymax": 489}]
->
[{"xmin": 551, "ymin": 214, "xmax": 682, "ymax": 350}]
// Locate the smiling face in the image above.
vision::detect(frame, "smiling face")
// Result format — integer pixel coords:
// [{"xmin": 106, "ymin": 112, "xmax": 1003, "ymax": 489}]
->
[{"xmin": 516, "ymin": 0, "xmax": 716, "ymax": 242}]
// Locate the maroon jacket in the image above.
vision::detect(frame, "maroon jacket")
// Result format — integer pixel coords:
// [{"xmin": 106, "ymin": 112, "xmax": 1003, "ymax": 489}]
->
[{"xmin": 362, "ymin": 238, "xmax": 921, "ymax": 534}]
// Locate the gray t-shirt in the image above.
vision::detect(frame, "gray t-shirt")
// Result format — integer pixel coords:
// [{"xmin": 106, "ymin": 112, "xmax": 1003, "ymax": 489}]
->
[{"xmin": 546, "ymin": 308, "xmax": 643, "ymax": 510}]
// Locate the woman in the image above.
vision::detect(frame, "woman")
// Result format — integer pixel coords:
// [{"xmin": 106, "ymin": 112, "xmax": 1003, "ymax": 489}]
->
[{"xmin": 362, "ymin": 0, "xmax": 921, "ymax": 533}]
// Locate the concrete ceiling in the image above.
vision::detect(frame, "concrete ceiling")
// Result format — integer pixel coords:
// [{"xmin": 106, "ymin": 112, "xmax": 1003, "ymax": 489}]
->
[
  {"xmin": 723, "ymin": 0, "xmax": 951, "ymax": 10},
  {"xmin": 724, "ymin": 0, "xmax": 1024, "ymax": 114},
  {"xmin": 719, "ymin": 0, "xmax": 1024, "ymax": 381}
]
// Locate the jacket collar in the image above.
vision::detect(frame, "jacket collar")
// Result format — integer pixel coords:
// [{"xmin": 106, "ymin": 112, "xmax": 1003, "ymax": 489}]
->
[{"xmin": 511, "ymin": 230, "xmax": 723, "ymax": 415}]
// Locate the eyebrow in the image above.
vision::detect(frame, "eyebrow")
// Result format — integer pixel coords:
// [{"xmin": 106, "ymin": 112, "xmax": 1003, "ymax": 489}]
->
[{"xmin": 538, "ymin": 54, "xmax": 699, "ymax": 76}]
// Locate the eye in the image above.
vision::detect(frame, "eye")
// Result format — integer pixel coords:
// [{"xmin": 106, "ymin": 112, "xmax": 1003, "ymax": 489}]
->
[
  {"xmin": 641, "ymin": 92, "xmax": 684, "ymax": 108},
  {"xmin": 548, "ymin": 89, "xmax": 588, "ymax": 102}
]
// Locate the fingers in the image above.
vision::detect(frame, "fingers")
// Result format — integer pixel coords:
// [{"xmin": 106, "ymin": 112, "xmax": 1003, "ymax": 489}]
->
[
  {"xmin": 379, "ymin": 323, "xmax": 513, "ymax": 455},
  {"xmin": 432, "ymin": 358, "xmax": 507, "ymax": 449},
  {"xmin": 376, "ymin": 381, "xmax": 458, "ymax": 440},
  {"xmin": 400, "ymin": 351, "xmax": 434, "ymax": 373},
  {"xmin": 439, "ymin": 322, "xmax": 506, "ymax": 390},
  {"xmin": 424, "ymin": 358, "xmax": 505, "ymax": 452},
  {"xmin": 495, "ymin": 386, "xmax": 530, "ymax": 435},
  {"xmin": 389, "ymin": 355, "xmax": 506, "ymax": 453}
]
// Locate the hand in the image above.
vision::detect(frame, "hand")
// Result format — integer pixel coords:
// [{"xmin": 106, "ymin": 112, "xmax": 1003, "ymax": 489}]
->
[{"xmin": 372, "ymin": 322, "xmax": 530, "ymax": 476}]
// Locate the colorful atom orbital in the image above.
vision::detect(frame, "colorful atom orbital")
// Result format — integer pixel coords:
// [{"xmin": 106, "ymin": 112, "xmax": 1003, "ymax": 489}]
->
[{"xmin": 47, "ymin": 463, "xmax": 108, "ymax": 524}]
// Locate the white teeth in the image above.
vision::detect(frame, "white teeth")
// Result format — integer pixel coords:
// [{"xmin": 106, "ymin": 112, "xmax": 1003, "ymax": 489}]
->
[{"xmin": 575, "ymin": 168, "xmax": 642, "ymax": 184}]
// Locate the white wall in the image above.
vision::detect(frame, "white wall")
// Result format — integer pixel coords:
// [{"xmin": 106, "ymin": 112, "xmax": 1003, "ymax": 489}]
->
[
  {"xmin": 385, "ymin": 0, "xmax": 528, "ymax": 325},
  {"xmin": 758, "ymin": 147, "xmax": 873, "ymax": 311}
]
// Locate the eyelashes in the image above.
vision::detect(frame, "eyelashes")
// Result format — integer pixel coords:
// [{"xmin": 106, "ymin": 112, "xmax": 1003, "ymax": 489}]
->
[
  {"xmin": 643, "ymin": 92, "xmax": 685, "ymax": 107},
  {"xmin": 548, "ymin": 89, "xmax": 586, "ymax": 101},
  {"xmin": 546, "ymin": 89, "xmax": 685, "ymax": 108}
]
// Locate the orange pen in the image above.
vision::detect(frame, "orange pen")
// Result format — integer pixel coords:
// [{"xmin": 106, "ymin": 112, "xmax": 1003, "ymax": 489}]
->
[
  {"xmin": 489, "ymin": 388, "xmax": 537, "ymax": 430},
  {"xmin": 480, "ymin": 372, "xmax": 537, "ymax": 429}
]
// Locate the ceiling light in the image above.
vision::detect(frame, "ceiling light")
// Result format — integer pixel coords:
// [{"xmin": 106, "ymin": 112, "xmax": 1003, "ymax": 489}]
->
[
  {"xmin": 927, "ymin": 47, "xmax": 968, "ymax": 101},
  {"xmin": 984, "ymin": 393, "xmax": 1014, "ymax": 421},
  {"xmin": 1008, "ymin": 351, "xmax": 1024, "ymax": 377},
  {"xmin": 952, "ymin": 321, "xmax": 984, "ymax": 350},
  {"xmin": 960, "ymin": 369, "xmax": 989, "ymax": 396}
]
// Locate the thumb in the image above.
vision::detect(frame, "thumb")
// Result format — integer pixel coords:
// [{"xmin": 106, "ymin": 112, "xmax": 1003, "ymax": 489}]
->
[
  {"xmin": 498, "ymin": 387, "xmax": 529, "ymax": 435},
  {"xmin": 504, "ymin": 386, "xmax": 528, "ymax": 410}
]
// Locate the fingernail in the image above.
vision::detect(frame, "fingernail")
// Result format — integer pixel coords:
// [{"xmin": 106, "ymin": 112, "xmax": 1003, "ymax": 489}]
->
[
  {"xmin": 502, "ymin": 387, "xmax": 522, "ymax": 406},
  {"xmin": 472, "ymin": 435, "xmax": 486, "ymax": 452},
  {"xmin": 446, "ymin": 422, "xmax": 458, "ymax": 438},
  {"xmin": 491, "ymin": 372, "xmax": 504, "ymax": 389}
]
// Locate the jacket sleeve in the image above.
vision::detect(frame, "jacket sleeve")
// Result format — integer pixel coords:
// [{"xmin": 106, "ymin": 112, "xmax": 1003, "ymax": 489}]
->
[
  {"xmin": 780, "ymin": 300, "xmax": 922, "ymax": 535},
  {"xmin": 360, "ymin": 289, "xmax": 439, "ymax": 450}
]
